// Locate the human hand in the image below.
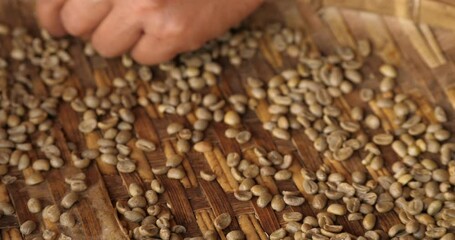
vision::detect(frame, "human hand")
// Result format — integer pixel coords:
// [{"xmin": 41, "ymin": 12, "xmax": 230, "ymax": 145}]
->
[{"xmin": 36, "ymin": 0, "xmax": 263, "ymax": 65}]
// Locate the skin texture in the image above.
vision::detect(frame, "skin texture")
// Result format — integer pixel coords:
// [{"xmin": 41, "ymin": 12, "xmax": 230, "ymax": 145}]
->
[{"xmin": 36, "ymin": 0, "xmax": 263, "ymax": 65}]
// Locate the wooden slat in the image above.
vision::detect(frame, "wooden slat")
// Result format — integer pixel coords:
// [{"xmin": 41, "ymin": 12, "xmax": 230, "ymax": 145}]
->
[
  {"xmin": 2, "ymin": 0, "xmax": 455, "ymax": 239},
  {"xmin": 319, "ymin": 0, "xmax": 455, "ymax": 33},
  {"xmin": 419, "ymin": 24, "xmax": 447, "ymax": 65},
  {"xmin": 420, "ymin": 0, "xmax": 455, "ymax": 31},
  {"xmin": 157, "ymin": 177, "xmax": 201, "ymax": 236},
  {"xmin": 321, "ymin": 0, "xmax": 412, "ymax": 18},
  {"xmin": 320, "ymin": 7, "xmax": 358, "ymax": 48},
  {"xmin": 399, "ymin": 19, "xmax": 442, "ymax": 68}
]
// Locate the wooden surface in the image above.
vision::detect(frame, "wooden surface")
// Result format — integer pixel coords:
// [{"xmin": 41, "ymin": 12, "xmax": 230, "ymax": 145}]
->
[{"xmin": 1, "ymin": 0, "xmax": 455, "ymax": 239}]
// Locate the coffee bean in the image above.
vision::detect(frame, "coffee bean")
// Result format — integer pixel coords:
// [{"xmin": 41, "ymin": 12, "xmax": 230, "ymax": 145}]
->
[
  {"xmin": 20, "ymin": 220, "xmax": 36, "ymax": 235},
  {"xmin": 214, "ymin": 213, "xmax": 231, "ymax": 230}
]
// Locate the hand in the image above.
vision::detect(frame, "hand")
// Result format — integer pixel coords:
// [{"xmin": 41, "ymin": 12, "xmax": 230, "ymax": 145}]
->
[{"xmin": 36, "ymin": 0, "xmax": 263, "ymax": 65}]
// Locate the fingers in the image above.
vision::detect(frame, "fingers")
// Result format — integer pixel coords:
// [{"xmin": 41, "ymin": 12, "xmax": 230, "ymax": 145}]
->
[
  {"xmin": 36, "ymin": 0, "xmax": 67, "ymax": 36},
  {"xmin": 90, "ymin": 6, "xmax": 142, "ymax": 58},
  {"xmin": 131, "ymin": 34, "xmax": 181, "ymax": 65},
  {"xmin": 60, "ymin": 0, "xmax": 112, "ymax": 37}
]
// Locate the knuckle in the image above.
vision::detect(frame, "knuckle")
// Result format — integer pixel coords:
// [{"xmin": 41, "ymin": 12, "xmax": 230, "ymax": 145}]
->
[
  {"xmin": 61, "ymin": 14, "xmax": 86, "ymax": 36},
  {"xmin": 130, "ymin": 52, "xmax": 143, "ymax": 64},
  {"xmin": 132, "ymin": 0, "xmax": 163, "ymax": 15},
  {"xmin": 96, "ymin": 47, "xmax": 115, "ymax": 58},
  {"xmin": 132, "ymin": 54, "xmax": 154, "ymax": 66},
  {"xmin": 132, "ymin": 49, "xmax": 176, "ymax": 66},
  {"xmin": 131, "ymin": 49, "xmax": 150, "ymax": 65},
  {"xmin": 187, "ymin": 39, "xmax": 204, "ymax": 52},
  {"xmin": 133, "ymin": 57, "xmax": 152, "ymax": 66},
  {"xmin": 163, "ymin": 20, "xmax": 186, "ymax": 38},
  {"xmin": 91, "ymin": 39, "xmax": 115, "ymax": 58},
  {"xmin": 36, "ymin": 0, "xmax": 67, "ymax": 36},
  {"xmin": 35, "ymin": 2, "xmax": 49, "ymax": 21},
  {"xmin": 162, "ymin": 51, "xmax": 178, "ymax": 62}
]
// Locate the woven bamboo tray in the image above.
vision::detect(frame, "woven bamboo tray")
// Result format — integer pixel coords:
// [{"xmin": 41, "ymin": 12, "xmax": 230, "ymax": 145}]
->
[{"xmin": 1, "ymin": 0, "xmax": 455, "ymax": 239}]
